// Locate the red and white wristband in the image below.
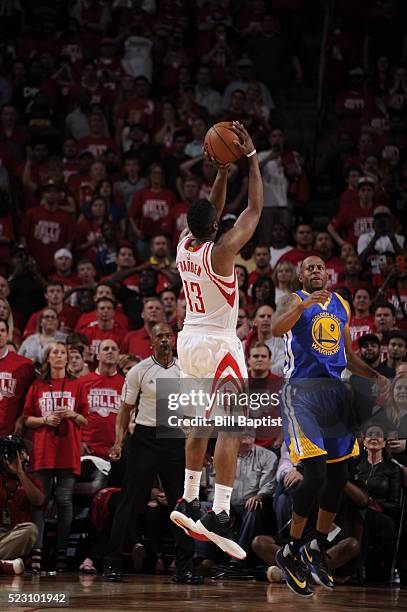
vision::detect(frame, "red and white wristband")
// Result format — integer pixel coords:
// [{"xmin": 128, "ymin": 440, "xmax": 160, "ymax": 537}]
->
[{"xmin": 246, "ymin": 149, "xmax": 257, "ymax": 157}]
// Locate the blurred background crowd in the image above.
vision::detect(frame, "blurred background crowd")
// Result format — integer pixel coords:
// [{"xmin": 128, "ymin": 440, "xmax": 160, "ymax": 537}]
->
[{"xmin": 0, "ymin": 0, "xmax": 406, "ymax": 587}]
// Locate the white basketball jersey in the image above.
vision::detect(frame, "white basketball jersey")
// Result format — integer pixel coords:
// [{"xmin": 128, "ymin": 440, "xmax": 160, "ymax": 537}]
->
[{"xmin": 176, "ymin": 233, "xmax": 238, "ymax": 331}]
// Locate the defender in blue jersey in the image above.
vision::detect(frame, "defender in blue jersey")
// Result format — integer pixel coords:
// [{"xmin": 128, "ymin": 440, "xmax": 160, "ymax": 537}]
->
[
  {"xmin": 270, "ymin": 256, "xmax": 388, "ymax": 597},
  {"xmin": 283, "ymin": 286, "xmax": 355, "ymax": 464}
]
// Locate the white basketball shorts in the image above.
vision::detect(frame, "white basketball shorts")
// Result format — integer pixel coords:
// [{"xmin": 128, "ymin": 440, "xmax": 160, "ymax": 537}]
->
[{"xmin": 177, "ymin": 328, "xmax": 248, "ymax": 420}]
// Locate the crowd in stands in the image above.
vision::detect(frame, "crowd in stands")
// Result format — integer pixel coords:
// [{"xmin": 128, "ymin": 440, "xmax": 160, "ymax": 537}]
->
[{"xmin": 0, "ymin": 0, "xmax": 406, "ymax": 585}]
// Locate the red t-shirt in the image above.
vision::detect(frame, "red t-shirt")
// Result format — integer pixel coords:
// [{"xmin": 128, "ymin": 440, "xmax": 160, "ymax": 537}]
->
[
  {"xmin": 323, "ymin": 256, "xmax": 345, "ymax": 290},
  {"xmin": 23, "ymin": 377, "xmax": 88, "ymax": 475},
  {"xmin": 0, "ymin": 351, "xmax": 35, "ymax": 436},
  {"xmin": 330, "ymin": 203, "xmax": 374, "ymax": 246},
  {"xmin": 130, "ymin": 187, "xmax": 176, "ymax": 239},
  {"xmin": 67, "ymin": 174, "xmax": 94, "ymax": 210},
  {"xmin": 386, "ymin": 288, "xmax": 407, "ymax": 331},
  {"xmin": 77, "ymin": 135, "xmax": 116, "ymax": 158},
  {"xmin": 115, "ymin": 98, "xmax": 159, "ymax": 134},
  {"xmin": 121, "ymin": 327, "xmax": 153, "ymax": 359},
  {"xmin": 81, "ymin": 370, "xmax": 124, "ymax": 460},
  {"xmin": 73, "ymin": 218, "xmax": 103, "ymax": 262},
  {"xmin": 349, "ymin": 314, "xmax": 375, "ymax": 351},
  {"xmin": 75, "ymin": 307, "xmax": 129, "ymax": 333},
  {"xmin": 339, "ymin": 187, "xmax": 359, "ymax": 209},
  {"xmin": 82, "ymin": 324, "xmax": 126, "ymax": 359},
  {"xmin": 170, "ymin": 201, "xmax": 188, "ymax": 250},
  {"xmin": 48, "ymin": 272, "xmax": 81, "ymax": 292},
  {"xmin": 123, "ymin": 274, "xmax": 140, "ymax": 292},
  {"xmin": 335, "ymin": 88, "xmax": 375, "ymax": 139},
  {"xmin": 23, "ymin": 305, "xmax": 80, "ymax": 339},
  {"xmin": 0, "ymin": 213, "xmax": 14, "ymax": 273},
  {"xmin": 94, "ymin": 57, "xmax": 122, "ymax": 87},
  {"xmin": 19, "ymin": 206, "xmax": 75, "ymax": 274},
  {"xmin": 336, "ymin": 279, "xmax": 371, "ymax": 297}
]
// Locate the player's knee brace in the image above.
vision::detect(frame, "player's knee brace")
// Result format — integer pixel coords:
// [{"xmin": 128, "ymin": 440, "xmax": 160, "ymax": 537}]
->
[
  {"xmin": 318, "ymin": 459, "xmax": 349, "ymax": 514},
  {"xmin": 292, "ymin": 455, "xmax": 327, "ymax": 518}
]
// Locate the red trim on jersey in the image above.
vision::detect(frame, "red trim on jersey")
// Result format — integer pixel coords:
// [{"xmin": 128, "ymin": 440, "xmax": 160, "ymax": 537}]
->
[
  {"xmin": 202, "ymin": 243, "xmax": 236, "ymax": 307},
  {"xmin": 204, "ymin": 243, "xmax": 237, "ymax": 288},
  {"xmin": 206, "ymin": 352, "xmax": 245, "ymax": 418}
]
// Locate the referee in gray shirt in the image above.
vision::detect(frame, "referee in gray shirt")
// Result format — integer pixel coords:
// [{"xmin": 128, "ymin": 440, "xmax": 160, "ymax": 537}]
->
[{"xmin": 103, "ymin": 323, "xmax": 195, "ymax": 582}]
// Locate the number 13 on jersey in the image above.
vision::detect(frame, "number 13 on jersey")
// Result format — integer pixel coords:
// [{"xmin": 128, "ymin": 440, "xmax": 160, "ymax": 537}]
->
[{"xmin": 183, "ymin": 281, "xmax": 206, "ymax": 314}]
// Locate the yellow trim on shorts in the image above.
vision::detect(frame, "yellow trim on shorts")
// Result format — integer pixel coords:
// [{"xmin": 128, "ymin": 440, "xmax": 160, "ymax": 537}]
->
[
  {"xmin": 326, "ymin": 440, "xmax": 360, "ymax": 463},
  {"xmin": 289, "ymin": 436, "xmax": 327, "ymax": 464}
]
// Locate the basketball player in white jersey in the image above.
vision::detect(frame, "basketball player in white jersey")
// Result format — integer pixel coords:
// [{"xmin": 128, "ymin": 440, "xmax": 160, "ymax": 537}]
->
[{"xmin": 170, "ymin": 122, "xmax": 263, "ymax": 559}]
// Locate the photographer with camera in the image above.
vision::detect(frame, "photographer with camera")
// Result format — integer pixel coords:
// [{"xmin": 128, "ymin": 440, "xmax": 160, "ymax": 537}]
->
[
  {"xmin": 0, "ymin": 320, "xmax": 35, "ymax": 437},
  {"xmin": 0, "ymin": 437, "xmax": 45, "ymax": 575}
]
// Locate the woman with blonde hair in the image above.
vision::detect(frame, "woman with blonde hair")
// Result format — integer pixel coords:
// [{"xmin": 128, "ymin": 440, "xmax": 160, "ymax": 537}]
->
[
  {"xmin": 271, "ymin": 260, "xmax": 297, "ymax": 305},
  {"xmin": 117, "ymin": 353, "xmax": 141, "ymax": 377},
  {"xmin": 24, "ymin": 341, "xmax": 88, "ymax": 572},
  {"xmin": 383, "ymin": 374, "xmax": 407, "ymax": 459},
  {"xmin": 0, "ymin": 295, "xmax": 20, "ymax": 346}
]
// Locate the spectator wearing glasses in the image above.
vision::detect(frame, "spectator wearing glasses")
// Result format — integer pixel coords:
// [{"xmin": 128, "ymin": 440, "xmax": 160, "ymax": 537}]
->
[
  {"xmin": 353, "ymin": 424, "xmax": 402, "ymax": 583},
  {"xmin": 18, "ymin": 308, "xmax": 66, "ymax": 364}
]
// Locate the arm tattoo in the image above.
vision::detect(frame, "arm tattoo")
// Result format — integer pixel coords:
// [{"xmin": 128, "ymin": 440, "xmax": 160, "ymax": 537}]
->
[{"xmin": 275, "ymin": 292, "xmax": 299, "ymax": 314}]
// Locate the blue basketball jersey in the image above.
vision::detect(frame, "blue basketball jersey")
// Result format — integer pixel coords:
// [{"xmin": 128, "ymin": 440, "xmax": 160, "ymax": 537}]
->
[{"xmin": 284, "ymin": 291, "xmax": 350, "ymax": 380}]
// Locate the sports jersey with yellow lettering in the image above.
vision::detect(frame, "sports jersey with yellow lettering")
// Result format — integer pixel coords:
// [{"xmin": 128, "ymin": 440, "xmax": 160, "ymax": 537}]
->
[{"xmin": 284, "ymin": 291, "xmax": 350, "ymax": 380}]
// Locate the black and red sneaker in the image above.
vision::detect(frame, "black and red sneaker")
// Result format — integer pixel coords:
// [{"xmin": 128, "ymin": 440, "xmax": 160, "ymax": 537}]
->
[
  {"xmin": 170, "ymin": 498, "xmax": 209, "ymax": 541},
  {"xmin": 194, "ymin": 510, "xmax": 246, "ymax": 560}
]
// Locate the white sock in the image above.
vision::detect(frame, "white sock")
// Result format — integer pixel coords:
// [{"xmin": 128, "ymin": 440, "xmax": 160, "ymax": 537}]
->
[
  {"xmin": 183, "ymin": 469, "xmax": 201, "ymax": 502},
  {"xmin": 310, "ymin": 538, "xmax": 320, "ymax": 551},
  {"xmin": 212, "ymin": 484, "xmax": 233, "ymax": 515}
]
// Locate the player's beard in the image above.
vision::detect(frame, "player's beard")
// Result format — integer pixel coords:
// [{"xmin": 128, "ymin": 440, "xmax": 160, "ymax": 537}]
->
[{"xmin": 305, "ymin": 278, "xmax": 325, "ymax": 292}]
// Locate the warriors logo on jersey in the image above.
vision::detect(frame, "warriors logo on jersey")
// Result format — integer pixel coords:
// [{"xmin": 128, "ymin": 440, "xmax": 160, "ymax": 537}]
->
[{"xmin": 311, "ymin": 312, "xmax": 341, "ymax": 356}]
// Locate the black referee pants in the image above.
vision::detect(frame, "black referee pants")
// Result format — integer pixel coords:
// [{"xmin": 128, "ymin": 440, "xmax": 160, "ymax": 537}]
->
[{"xmin": 104, "ymin": 425, "xmax": 194, "ymax": 573}]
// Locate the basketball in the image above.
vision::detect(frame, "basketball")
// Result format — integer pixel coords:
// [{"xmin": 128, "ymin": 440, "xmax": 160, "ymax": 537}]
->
[{"xmin": 204, "ymin": 122, "xmax": 243, "ymax": 165}]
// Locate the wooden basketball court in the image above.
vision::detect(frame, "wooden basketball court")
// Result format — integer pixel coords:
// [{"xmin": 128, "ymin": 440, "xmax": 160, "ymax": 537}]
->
[{"xmin": 0, "ymin": 574, "xmax": 406, "ymax": 611}]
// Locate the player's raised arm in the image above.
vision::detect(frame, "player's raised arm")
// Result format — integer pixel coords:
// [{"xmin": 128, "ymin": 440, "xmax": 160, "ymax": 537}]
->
[
  {"xmin": 207, "ymin": 161, "xmax": 229, "ymax": 220},
  {"xmin": 214, "ymin": 123, "xmax": 262, "ymax": 260},
  {"xmin": 270, "ymin": 290, "xmax": 331, "ymax": 337}
]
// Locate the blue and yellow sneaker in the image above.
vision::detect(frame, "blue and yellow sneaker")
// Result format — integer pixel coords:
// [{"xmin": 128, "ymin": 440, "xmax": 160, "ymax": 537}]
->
[
  {"xmin": 276, "ymin": 546, "xmax": 313, "ymax": 597},
  {"xmin": 300, "ymin": 542, "xmax": 334, "ymax": 590}
]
